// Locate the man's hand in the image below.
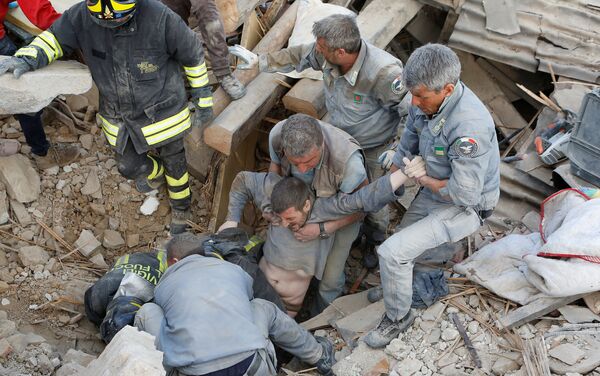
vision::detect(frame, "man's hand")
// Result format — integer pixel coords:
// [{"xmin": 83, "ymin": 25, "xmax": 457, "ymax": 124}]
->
[
  {"xmin": 0, "ymin": 57, "xmax": 31, "ymax": 79},
  {"xmin": 218, "ymin": 220, "xmax": 238, "ymax": 233},
  {"xmin": 293, "ymin": 223, "xmax": 320, "ymax": 242},
  {"xmin": 403, "ymin": 156, "xmax": 426, "ymax": 179},
  {"xmin": 228, "ymin": 45, "xmax": 258, "ymax": 70},
  {"xmin": 190, "ymin": 86, "xmax": 213, "ymax": 127},
  {"xmin": 378, "ymin": 149, "xmax": 396, "ymax": 171}
]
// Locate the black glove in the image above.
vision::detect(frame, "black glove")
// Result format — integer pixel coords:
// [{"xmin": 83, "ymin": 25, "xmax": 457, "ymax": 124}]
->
[
  {"xmin": 190, "ymin": 86, "xmax": 214, "ymax": 127},
  {"xmin": 99, "ymin": 296, "xmax": 145, "ymax": 343},
  {"xmin": 0, "ymin": 56, "xmax": 31, "ymax": 78}
]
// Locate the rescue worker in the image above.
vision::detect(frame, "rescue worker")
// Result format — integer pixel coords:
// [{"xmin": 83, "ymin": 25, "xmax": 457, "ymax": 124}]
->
[
  {"xmin": 268, "ymin": 113, "xmax": 368, "ymax": 314},
  {"xmin": 0, "ymin": 0, "xmax": 80, "ymax": 168},
  {"xmin": 0, "ymin": 0, "xmax": 214, "ymax": 234},
  {"xmin": 134, "ymin": 241, "xmax": 336, "ymax": 376},
  {"xmin": 160, "ymin": 0, "xmax": 246, "ymax": 99},
  {"xmin": 364, "ymin": 44, "xmax": 500, "ymax": 348},
  {"xmin": 231, "ymin": 13, "xmax": 410, "ymax": 267},
  {"xmin": 218, "ymin": 155, "xmax": 425, "ymax": 316}
]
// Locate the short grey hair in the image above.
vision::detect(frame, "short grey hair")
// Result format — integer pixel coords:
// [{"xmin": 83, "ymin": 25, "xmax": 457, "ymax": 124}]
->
[
  {"xmin": 312, "ymin": 14, "xmax": 361, "ymax": 53},
  {"xmin": 271, "ymin": 177, "xmax": 312, "ymax": 213},
  {"xmin": 403, "ymin": 44, "xmax": 461, "ymax": 92},
  {"xmin": 165, "ymin": 232, "xmax": 207, "ymax": 260},
  {"xmin": 281, "ymin": 114, "xmax": 323, "ymax": 157}
]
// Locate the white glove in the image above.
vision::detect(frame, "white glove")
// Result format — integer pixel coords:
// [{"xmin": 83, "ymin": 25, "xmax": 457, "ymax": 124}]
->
[
  {"xmin": 228, "ymin": 45, "xmax": 258, "ymax": 70},
  {"xmin": 378, "ymin": 149, "xmax": 396, "ymax": 170},
  {"xmin": 402, "ymin": 156, "xmax": 426, "ymax": 178},
  {"xmin": 218, "ymin": 220, "xmax": 238, "ymax": 233}
]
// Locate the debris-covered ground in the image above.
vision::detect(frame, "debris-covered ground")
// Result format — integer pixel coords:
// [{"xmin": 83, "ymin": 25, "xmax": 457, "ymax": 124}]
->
[{"xmin": 0, "ymin": 107, "xmax": 212, "ymax": 375}]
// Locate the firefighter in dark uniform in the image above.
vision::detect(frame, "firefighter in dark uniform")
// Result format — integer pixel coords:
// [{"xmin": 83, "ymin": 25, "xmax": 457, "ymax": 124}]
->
[{"xmin": 0, "ymin": 0, "xmax": 213, "ymax": 234}]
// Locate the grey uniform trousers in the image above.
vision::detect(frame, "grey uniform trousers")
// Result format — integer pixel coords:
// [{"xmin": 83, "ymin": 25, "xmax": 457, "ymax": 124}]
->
[
  {"xmin": 377, "ymin": 192, "xmax": 482, "ymax": 321},
  {"xmin": 134, "ymin": 299, "xmax": 322, "ymax": 375}
]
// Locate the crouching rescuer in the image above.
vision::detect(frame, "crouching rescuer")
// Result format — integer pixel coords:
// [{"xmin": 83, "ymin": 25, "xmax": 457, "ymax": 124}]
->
[{"xmin": 0, "ymin": 0, "xmax": 214, "ymax": 234}]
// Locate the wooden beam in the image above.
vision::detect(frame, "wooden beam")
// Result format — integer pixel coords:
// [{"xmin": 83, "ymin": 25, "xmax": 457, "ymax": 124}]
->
[
  {"xmin": 186, "ymin": 2, "xmax": 298, "ymax": 178},
  {"xmin": 282, "ymin": 0, "xmax": 424, "ymax": 118},
  {"xmin": 498, "ymin": 293, "xmax": 588, "ymax": 330},
  {"xmin": 204, "ymin": 73, "xmax": 295, "ymax": 155},
  {"xmin": 216, "ymin": 0, "xmax": 263, "ymax": 34}
]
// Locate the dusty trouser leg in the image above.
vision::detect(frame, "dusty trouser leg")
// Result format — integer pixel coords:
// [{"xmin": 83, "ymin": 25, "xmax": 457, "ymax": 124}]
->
[
  {"xmin": 116, "ymin": 138, "xmax": 156, "ymax": 182},
  {"xmin": 157, "ymin": 139, "xmax": 191, "ymax": 234},
  {"xmin": 159, "ymin": 0, "xmax": 191, "ymax": 21},
  {"xmin": 134, "ymin": 302, "xmax": 164, "ymax": 346},
  {"xmin": 364, "ymin": 196, "xmax": 481, "ymax": 348},
  {"xmin": 313, "ymin": 221, "xmax": 362, "ymax": 314},
  {"xmin": 361, "ymin": 145, "xmax": 390, "ymax": 268},
  {"xmin": 192, "ymin": 0, "xmax": 246, "ymax": 99}
]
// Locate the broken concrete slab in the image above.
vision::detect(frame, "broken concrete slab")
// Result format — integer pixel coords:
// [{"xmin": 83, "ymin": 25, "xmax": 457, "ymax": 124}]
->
[
  {"xmin": 0, "ymin": 58, "xmax": 92, "ymax": 115},
  {"xmin": 332, "ymin": 342, "xmax": 389, "ymax": 376},
  {"xmin": 74, "ymin": 229, "xmax": 102, "ymax": 257},
  {"xmin": 558, "ymin": 305, "xmax": 600, "ymax": 324},
  {"xmin": 10, "ymin": 200, "xmax": 32, "ymax": 225},
  {"xmin": 17, "ymin": 246, "xmax": 50, "ymax": 267},
  {"xmin": 103, "ymin": 229, "xmax": 125, "ymax": 250},
  {"xmin": 548, "ymin": 343, "xmax": 585, "ymax": 366},
  {"xmin": 0, "ymin": 155, "xmax": 40, "ymax": 203},
  {"xmin": 81, "ymin": 325, "xmax": 164, "ymax": 375},
  {"xmin": 81, "ymin": 168, "xmax": 101, "ymax": 197},
  {"xmin": 422, "ymin": 301, "xmax": 446, "ymax": 321},
  {"xmin": 88, "ymin": 253, "xmax": 108, "ymax": 268},
  {"xmin": 393, "ymin": 358, "xmax": 423, "ymax": 375},
  {"xmin": 333, "ymin": 301, "xmax": 385, "ymax": 344},
  {"xmin": 63, "ymin": 348, "xmax": 96, "ymax": 367},
  {"xmin": 492, "ymin": 356, "xmax": 520, "ymax": 375},
  {"xmin": 301, "ymin": 291, "xmax": 371, "ymax": 330},
  {"xmin": 549, "ymin": 342, "xmax": 600, "ymax": 374}
]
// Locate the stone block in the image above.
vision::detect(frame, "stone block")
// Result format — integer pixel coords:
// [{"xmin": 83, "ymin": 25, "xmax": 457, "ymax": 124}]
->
[
  {"xmin": 333, "ymin": 301, "xmax": 385, "ymax": 343},
  {"xmin": 548, "ymin": 343, "xmax": 585, "ymax": 366},
  {"xmin": 81, "ymin": 325, "xmax": 165, "ymax": 376},
  {"xmin": 63, "ymin": 349, "xmax": 96, "ymax": 367},
  {"xmin": 0, "ymin": 189, "xmax": 8, "ymax": 225},
  {"xmin": 0, "ymin": 319, "xmax": 16, "ymax": 339},
  {"xmin": 17, "ymin": 245, "xmax": 50, "ymax": 267},
  {"xmin": 10, "ymin": 200, "xmax": 32, "ymax": 225},
  {"xmin": 75, "ymin": 230, "xmax": 102, "ymax": 257},
  {"xmin": 0, "ymin": 58, "xmax": 92, "ymax": 115},
  {"xmin": 0, "ymin": 155, "xmax": 40, "ymax": 203},
  {"xmin": 103, "ymin": 230, "xmax": 125, "ymax": 249}
]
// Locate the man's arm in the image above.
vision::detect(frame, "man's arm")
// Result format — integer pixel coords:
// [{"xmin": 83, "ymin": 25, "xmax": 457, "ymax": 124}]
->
[
  {"xmin": 259, "ymin": 42, "xmax": 324, "ymax": 74},
  {"xmin": 222, "ymin": 171, "xmax": 282, "ymax": 228},
  {"xmin": 374, "ymin": 63, "xmax": 407, "ymax": 114},
  {"xmin": 391, "ymin": 107, "xmax": 419, "ymax": 170},
  {"xmin": 18, "ymin": 0, "xmax": 61, "ymax": 30}
]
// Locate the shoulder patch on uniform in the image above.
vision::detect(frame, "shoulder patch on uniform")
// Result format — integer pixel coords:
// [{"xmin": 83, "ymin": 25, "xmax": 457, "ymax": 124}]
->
[
  {"xmin": 391, "ymin": 75, "xmax": 403, "ymax": 95},
  {"xmin": 454, "ymin": 137, "xmax": 478, "ymax": 157}
]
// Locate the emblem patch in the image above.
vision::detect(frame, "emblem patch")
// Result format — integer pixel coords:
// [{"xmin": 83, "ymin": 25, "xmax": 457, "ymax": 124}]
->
[
  {"xmin": 454, "ymin": 137, "xmax": 478, "ymax": 158},
  {"xmin": 391, "ymin": 75, "xmax": 403, "ymax": 95},
  {"xmin": 137, "ymin": 62, "xmax": 159, "ymax": 74},
  {"xmin": 434, "ymin": 146, "xmax": 445, "ymax": 156},
  {"xmin": 353, "ymin": 93, "xmax": 363, "ymax": 104}
]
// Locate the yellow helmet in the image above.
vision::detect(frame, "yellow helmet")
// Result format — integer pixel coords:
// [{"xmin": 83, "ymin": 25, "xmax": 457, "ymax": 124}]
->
[{"xmin": 86, "ymin": 0, "xmax": 136, "ymax": 27}]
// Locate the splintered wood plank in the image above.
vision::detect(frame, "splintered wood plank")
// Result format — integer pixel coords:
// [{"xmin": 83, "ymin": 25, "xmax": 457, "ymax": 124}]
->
[{"xmin": 499, "ymin": 294, "xmax": 588, "ymax": 330}]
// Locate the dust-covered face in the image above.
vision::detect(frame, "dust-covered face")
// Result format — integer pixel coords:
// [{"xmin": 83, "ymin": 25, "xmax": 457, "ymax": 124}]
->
[
  {"xmin": 276, "ymin": 200, "xmax": 311, "ymax": 232},
  {"xmin": 410, "ymin": 83, "xmax": 454, "ymax": 116}
]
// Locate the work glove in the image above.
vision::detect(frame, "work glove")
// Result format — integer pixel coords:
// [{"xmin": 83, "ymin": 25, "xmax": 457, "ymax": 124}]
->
[
  {"xmin": 228, "ymin": 44, "xmax": 258, "ymax": 70},
  {"xmin": 378, "ymin": 149, "xmax": 396, "ymax": 170},
  {"xmin": 0, "ymin": 56, "xmax": 31, "ymax": 79},
  {"xmin": 403, "ymin": 156, "xmax": 426, "ymax": 179},
  {"xmin": 190, "ymin": 86, "xmax": 213, "ymax": 127}
]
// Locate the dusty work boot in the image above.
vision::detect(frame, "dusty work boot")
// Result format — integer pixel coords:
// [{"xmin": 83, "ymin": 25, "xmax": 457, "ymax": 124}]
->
[
  {"xmin": 367, "ymin": 286, "xmax": 383, "ymax": 303},
  {"xmin": 135, "ymin": 176, "xmax": 166, "ymax": 194},
  {"xmin": 314, "ymin": 336, "xmax": 335, "ymax": 376},
  {"xmin": 34, "ymin": 143, "xmax": 80, "ymax": 170},
  {"xmin": 0, "ymin": 139, "xmax": 20, "ymax": 156},
  {"xmin": 219, "ymin": 74, "xmax": 246, "ymax": 100},
  {"xmin": 170, "ymin": 208, "xmax": 192, "ymax": 235},
  {"xmin": 364, "ymin": 310, "xmax": 416, "ymax": 349}
]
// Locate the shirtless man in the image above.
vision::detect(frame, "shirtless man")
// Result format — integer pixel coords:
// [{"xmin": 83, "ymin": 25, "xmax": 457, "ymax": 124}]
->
[{"xmin": 219, "ymin": 156, "xmax": 425, "ymax": 315}]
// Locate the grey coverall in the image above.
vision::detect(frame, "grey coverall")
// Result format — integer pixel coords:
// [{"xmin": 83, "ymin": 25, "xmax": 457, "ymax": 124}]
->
[
  {"xmin": 382, "ymin": 82, "xmax": 500, "ymax": 322},
  {"xmin": 161, "ymin": 0, "xmax": 232, "ymax": 78},
  {"xmin": 261, "ymin": 40, "xmax": 409, "ymax": 234},
  {"xmin": 135, "ymin": 255, "xmax": 323, "ymax": 376}
]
